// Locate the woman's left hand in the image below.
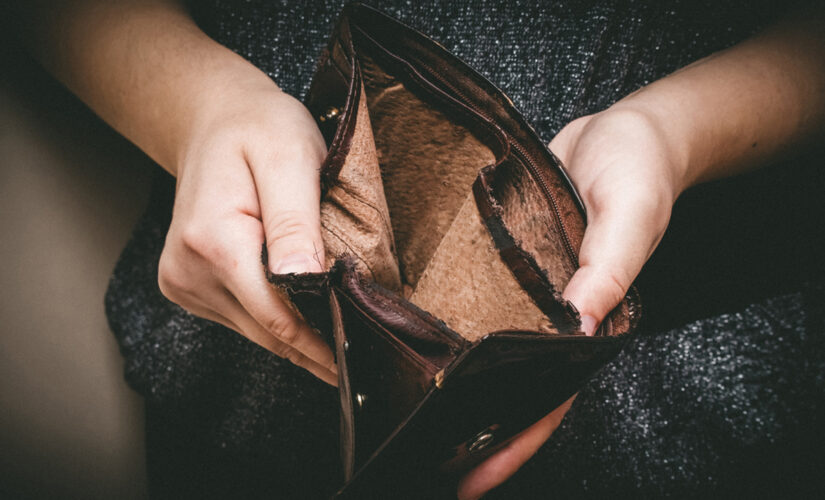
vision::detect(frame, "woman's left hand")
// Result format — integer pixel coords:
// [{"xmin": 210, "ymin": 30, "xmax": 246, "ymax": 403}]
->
[
  {"xmin": 456, "ymin": 104, "xmax": 684, "ymax": 499},
  {"xmin": 458, "ymin": 2, "xmax": 825, "ymax": 494},
  {"xmin": 456, "ymin": 395, "xmax": 576, "ymax": 500}
]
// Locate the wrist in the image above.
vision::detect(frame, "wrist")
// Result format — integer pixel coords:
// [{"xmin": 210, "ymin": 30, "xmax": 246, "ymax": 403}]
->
[{"xmin": 600, "ymin": 96, "xmax": 694, "ymax": 200}]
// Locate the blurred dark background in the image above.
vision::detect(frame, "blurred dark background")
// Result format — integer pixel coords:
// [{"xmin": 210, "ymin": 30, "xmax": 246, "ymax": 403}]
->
[
  {"xmin": 0, "ymin": 36, "xmax": 151, "ymax": 499},
  {"xmin": 636, "ymin": 137, "xmax": 825, "ymax": 333}
]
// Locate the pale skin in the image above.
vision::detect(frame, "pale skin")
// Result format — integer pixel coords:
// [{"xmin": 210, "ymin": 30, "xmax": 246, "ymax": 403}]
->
[{"xmin": 24, "ymin": 1, "xmax": 825, "ymax": 498}]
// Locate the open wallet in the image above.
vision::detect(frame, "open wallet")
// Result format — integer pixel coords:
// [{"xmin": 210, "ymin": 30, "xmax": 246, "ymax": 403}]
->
[{"xmin": 264, "ymin": 3, "xmax": 641, "ymax": 498}]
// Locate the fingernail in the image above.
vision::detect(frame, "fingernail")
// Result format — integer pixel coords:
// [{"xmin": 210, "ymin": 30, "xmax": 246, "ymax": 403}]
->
[
  {"xmin": 580, "ymin": 315, "xmax": 598, "ymax": 336},
  {"xmin": 273, "ymin": 253, "xmax": 319, "ymax": 274}
]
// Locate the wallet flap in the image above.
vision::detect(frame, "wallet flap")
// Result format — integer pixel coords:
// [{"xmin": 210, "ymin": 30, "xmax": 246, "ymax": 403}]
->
[
  {"xmin": 330, "ymin": 261, "xmax": 467, "ymax": 477},
  {"xmin": 335, "ymin": 331, "xmax": 627, "ymax": 498}
]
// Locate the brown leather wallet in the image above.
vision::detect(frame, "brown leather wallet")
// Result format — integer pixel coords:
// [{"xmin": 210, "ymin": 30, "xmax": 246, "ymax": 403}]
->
[{"xmin": 265, "ymin": 3, "xmax": 641, "ymax": 497}]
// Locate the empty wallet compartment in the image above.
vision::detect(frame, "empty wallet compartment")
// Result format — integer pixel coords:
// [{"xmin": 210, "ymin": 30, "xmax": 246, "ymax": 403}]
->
[{"xmin": 265, "ymin": 3, "xmax": 641, "ymax": 497}]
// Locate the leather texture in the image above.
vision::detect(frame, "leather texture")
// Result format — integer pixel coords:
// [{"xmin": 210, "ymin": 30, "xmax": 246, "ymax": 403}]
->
[{"xmin": 265, "ymin": 3, "xmax": 642, "ymax": 497}]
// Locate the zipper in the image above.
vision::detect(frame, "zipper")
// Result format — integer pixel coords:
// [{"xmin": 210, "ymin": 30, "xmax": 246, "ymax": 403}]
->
[{"xmin": 507, "ymin": 142, "xmax": 579, "ymax": 266}]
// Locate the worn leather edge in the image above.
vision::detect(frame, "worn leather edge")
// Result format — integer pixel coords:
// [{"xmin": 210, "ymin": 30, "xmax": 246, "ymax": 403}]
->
[
  {"xmin": 333, "ymin": 259, "xmax": 468, "ymax": 366},
  {"xmin": 261, "ymin": 244, "xmax": 334, "ymax": 350},
  {"xmin": 262, "ymin": 244, "xmax": 329, "ymax": 296},
  {"xmin": 472, "ymin": 164, "xmax": 581, "ymax": 334},
  {"xmin": 305, "ymin": 11, "xmax": 361, "ymax": 192}
]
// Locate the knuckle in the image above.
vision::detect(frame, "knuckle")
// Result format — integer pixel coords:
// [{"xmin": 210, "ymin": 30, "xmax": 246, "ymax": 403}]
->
[
  {"xmin": 179, "ymin": 223, "xmax": 210, "ymax": 255},
  {"xmin": 279, "ymin": 345, "xmax": 305, "ymax": 366},
  {"xmin": 179, "ymin": 223, "xmax": 229, "ymax": 264},
  {"xmin": 265, "ymin": 211, "xmax": 316, "ymax": 245},
  {"xmin": 264, "ymin": 313, "xmax": 301, "ymax": 345},
  {"xmin": 600, "ymin": 269, "xmax": 630, "ymax": 307},
  {"xmin": 157, "ymin": 250, "xmax": 187, "ymax": 301}
]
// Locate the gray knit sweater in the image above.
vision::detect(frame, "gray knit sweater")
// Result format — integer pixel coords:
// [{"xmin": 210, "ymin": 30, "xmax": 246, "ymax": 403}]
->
[{"xmin": 105, "ymin": 1, "xmax": 825, "ymax": 498}]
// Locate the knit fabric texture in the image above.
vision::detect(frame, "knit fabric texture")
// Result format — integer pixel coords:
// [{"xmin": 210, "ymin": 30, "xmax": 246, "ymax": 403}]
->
[{"xmin": 104, "ymin": 1, "xmax": 825, "ymax": 497}]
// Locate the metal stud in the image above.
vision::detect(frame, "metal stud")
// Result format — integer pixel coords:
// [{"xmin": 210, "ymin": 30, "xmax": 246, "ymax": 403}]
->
[
  {"xmin": 319, "ymin": 106, "xmax": 340, "ymax": 123},
  {"xmin": 343, "ymin": 340, "xmax": 350, "ymax": 351},
  {"xmin": 468, "ymin": 430, "xmax": 495, "ymax": 453},
  {"xmin": 434, "ymin": 369, "xmax": 445, "ymax": 389},
  {"xmin": 355, "ymin": 393, "xmax": 367, "ymax": 409}
]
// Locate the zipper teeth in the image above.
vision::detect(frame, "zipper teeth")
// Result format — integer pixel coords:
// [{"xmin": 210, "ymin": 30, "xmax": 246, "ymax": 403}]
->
[
  {"xmin": 414, "ymin": 64, "xmax": 579, "ymax": 265},
  {"xmin": 507, "ymin": 142, "xmax": 579, "ymax": 265}
]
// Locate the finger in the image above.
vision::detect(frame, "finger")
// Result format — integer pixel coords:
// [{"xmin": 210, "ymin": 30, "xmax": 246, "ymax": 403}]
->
[
  {"xmin": 165, "ymin": 174, "xmax": 336, "ymax": 382},
  {"xmin": 182, "ymin": 281, "xmax": 337, "ymax": 386},
  {"xmin": 457, "ymin": 395, "xmax": 577, "ymax": 500},
  {"xmin": 215, "ymin": 290, "xmax": 338, "ymax": 386},
  {"xmin": 166, "ymin": 274, "xmax": 338, "ymax": 385},
  {"xmin": 247, "ymin": 123, "xmax": 327, "ymax": 274},
  {"xmin": 174, "ymin": 294, "xmax": 242, "ymax": 333},
  {"xmin": 220, "ymin": 215, "xmax": 337, "ymax": 378},
  {"xmin": 562, "ymin": 197, "xmax": 666, "ymax": 335}
]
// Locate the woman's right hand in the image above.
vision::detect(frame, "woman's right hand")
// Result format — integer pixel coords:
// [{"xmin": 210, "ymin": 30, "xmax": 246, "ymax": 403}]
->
[
  {"xmin": 457, "ymin": 104, "xmax": 682, "ymax": 500},
  {"xmin": 23, "ymin": 1, "xmax": 338, "ymax": 384},
  {"xmin": 157, "ymin": 69, "xmax": 337, "ymax": 386},
  {"xmin": 459, "ymin": 8, "xmax": 825, "ymax": 494}
]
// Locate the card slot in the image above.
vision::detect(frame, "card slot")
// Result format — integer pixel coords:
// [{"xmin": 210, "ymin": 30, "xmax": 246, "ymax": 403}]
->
[
  {"xmin": 337, "ymin": 288, "xmax": 441, "ymax": 373},
  {"xmin": 334, "ymin": 288, "xmax": 438, "ymax": 467}
]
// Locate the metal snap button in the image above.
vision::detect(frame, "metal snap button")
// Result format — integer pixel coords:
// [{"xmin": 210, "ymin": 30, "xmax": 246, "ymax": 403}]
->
[
  {"xmin": 355, "ymin": 393, "xmax": 367, "ymax": 409},
  {"xmin": 468, "ymin": 429, "xmax": 495, "ymax": 453},
  {"xmin": 319, "ymin": 106, "xmax": 340, "ymax": 123}
]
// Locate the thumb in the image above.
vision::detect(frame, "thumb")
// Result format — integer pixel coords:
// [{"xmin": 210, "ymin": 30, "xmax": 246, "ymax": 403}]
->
[
  {"xmin": 251, "ymin": 141, "xmax": 326, "ymax": 275},
  {"xmin": 562, "ymin": 199, "xmax": 665, "ymax": 335}
]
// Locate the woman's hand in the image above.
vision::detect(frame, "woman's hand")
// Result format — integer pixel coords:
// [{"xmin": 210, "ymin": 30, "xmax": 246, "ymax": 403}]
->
[
  {"xmin": 158, "ymin": 71, "xmax": 337, "ymax": 386},
  {"xmin": 459, "ymin": 6, "xmax": 824, "ymax": 496},
  {"xmin": 24, "ymin": 0, "xmax": 337, "ymax": 385},
  {"xmin": 457, "ymin": 105, "xmax": 684, "ymax": 500},
  {"xmin": 550, "ymin": 107, "xmax": 682, "ymax": 329}
]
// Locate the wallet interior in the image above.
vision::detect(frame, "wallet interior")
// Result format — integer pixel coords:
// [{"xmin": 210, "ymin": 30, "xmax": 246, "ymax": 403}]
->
[
  {"xmin": 262, "ymin": 7, "xmax": 645, "ymax": 493},
  {"xmin": 317, "ymin": 28, "xmax": 587, "ymax": 340}
]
